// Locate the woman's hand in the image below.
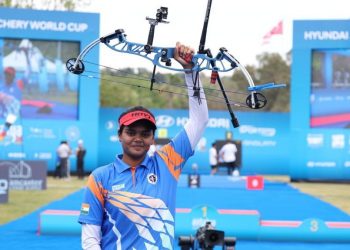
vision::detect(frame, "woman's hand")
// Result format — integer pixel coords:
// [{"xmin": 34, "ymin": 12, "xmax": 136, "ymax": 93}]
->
[{"xmin": 174, "ymin": 42, "xmax": 195, "ymax": 70}]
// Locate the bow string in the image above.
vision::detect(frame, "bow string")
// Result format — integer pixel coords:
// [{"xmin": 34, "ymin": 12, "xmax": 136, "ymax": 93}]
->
[{"xmin": 71, "ymin": 60, "xmax": 273, "ymax": 109}]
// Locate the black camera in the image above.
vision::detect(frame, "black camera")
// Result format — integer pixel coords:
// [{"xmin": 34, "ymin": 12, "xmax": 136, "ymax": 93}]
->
[{"xmin": 178, "ymin": 221, "xmax": 236, "ymax": 250}]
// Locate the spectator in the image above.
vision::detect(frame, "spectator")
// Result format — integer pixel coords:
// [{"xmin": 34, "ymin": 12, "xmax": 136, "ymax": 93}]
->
[
  {"xmin": 56, "ymin": 140, "xmax": 72, "ymax": 179},
  {"xmin": 219, "ymin": 139, "xmax": 238, "ymax": 176},
  {"xmin": 0, "ymin": 66, "xmax": 23, "ymax": 120},
  {"xmin": 209, "ymin": 142, "xmax": 218, "ymax": 175},
  {"xmin": 76, "ymin": 139, "xmax": 86, "ymax": 179}
]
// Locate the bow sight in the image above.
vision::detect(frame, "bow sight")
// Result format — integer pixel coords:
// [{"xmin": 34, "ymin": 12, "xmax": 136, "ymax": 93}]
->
[{"xmin": 144, "ymin": 7, "xmax": 169, "ymax": 54}]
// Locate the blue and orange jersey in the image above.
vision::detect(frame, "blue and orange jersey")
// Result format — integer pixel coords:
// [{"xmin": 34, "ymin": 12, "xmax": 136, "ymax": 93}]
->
[
  {"xmin": 0, "ymin": 80, "xmax": 23, "ymax": 100},
  {"xmin": 78, "ymin": 129, "xmax": 193, "ymax": 249}
]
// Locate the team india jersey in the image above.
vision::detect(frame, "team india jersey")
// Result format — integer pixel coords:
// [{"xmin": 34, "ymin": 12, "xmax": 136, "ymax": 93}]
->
[{"xmin": 78, "ymin": 129, "xmax": 193, "ymax": 249}]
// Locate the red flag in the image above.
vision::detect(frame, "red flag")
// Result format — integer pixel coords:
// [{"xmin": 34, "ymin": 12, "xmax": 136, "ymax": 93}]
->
[
  {"xmin": 262, "ymin": 20, "xmax": 283, "ymax": 44},
  {"xmin": 246, "ymin": 176, "xmax": 264, "ymax": 190}
]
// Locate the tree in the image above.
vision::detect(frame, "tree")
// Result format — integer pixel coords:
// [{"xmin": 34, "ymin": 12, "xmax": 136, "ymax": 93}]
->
[
  {"xmin": 229, "ymin": 52, "xmax": 290, "ymax": 112},
  {"xmin": 99, "ymin": 67, "xmax": 189, "ymax": 109},
  {"xmin": 255, "ymin": 52, "xmax": 290, "ymax": 112},
  {"xmin": 99, "ymin": 52, "xmax": 290, "ymax": 111}
]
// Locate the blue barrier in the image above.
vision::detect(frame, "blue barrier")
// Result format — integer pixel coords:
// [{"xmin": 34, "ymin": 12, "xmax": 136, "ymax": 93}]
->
[
  {"xmin": 38, "ymin": 207, "xmax": 350, "ymax": 242},
  {"xmin": 259, "ymin": 218, "xmax": 350, "ymax": 242},
  {"xmin": 39, "ymin": 210, "xmax": 81, "ymax": 235}
]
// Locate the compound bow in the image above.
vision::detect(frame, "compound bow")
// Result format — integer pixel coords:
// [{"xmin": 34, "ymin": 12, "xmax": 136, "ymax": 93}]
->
[{"xmin": 66, "ymin": 0, "xmax": 285, "ymax": 128}]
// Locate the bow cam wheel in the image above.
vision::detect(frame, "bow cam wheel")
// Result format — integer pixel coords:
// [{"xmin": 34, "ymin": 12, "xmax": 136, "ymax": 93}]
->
[
  {"xmin": 246, "ymin": 93, "xmax": 267, "ymax": 109},
  {"xmin": 66, "ymin": 58, "xmax": 85, "ymax": 74}
]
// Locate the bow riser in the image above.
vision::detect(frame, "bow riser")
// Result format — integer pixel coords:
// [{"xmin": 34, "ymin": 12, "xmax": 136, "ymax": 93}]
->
[
  {"xmin": 70, "ymin": 29, "xmax": 240, "ymax": 73},
  {"xmin": 103, "ymin": 33, "xmax": 240, "ymax": 73}
]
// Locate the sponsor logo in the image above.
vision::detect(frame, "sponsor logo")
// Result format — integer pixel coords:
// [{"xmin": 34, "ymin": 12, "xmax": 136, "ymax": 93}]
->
[
  {"xmin": 304, "ymin": 31, "xmax": 349, "ymax": 41},
  {"xmin": 65, "ymin": 126, "xmax": 80, "ymax": 141},
  {"xmin": 156, "ymin": 115, "xmax": 230, "ymax": 129},
  {"xmin": 8, "ymin": 161, "xmax": 32, "ymax": 179},
  {"xmin": 34, "ymin": 152, "xmax": 52, "ymax": 160},
  {"xmin": 147, "ymin": 173, "xmax": 158, "ymax": 184},
  {"xmin": 156, "ymin": 115, "xmax": 175, "ymax": 128},
  {"xmin": 105, "ymin": 121, "xmax": 115, "ymax": 130},
  {"xmin": 130, "ymin": 111, "xmax": 152, "ymax": 119},
  {"xmin": 331, "ymin": 134, "xmax": 345, "ymax": 149},
  {"xmin": 307, "ymin": 161, "xmax": 336, "ymax": 168},
  {"xmin": 307, "ymin": 134, "xmax": 324, "ymax": 147},
  {"xmin": 109, "ymin": 135, "xmax": 119, "ymax": 142},
  {"xmin": 176, "ymin": 117, "xmax": 230, "ymax": 129},
  {"xmin": 112, "ymin": 184, "xmax": 125, "ymax": 192},
  {"xmin": 28, "ymin": 127, "xmax": 56, "ymax": 139},
  {"xmin": 81, "ymin": 203, "xmax": 90, "ymax": 215},
  {"xmin": 0, "ymin": 161, "xmax": 46, "ymax": 190},
  {"xmin": 239, "ymin": 125, "xmax": 276, "ymax": 137},
  {"xmin": 7, "ymin": 152, "xmax": 26, "ymax": 158},
  {"xmin": 243, "ymin": 140, "xmax": 276, "ymax": 147},
  {"xmin": 206, "ymin": 118, "xmax": 230, "ymax": 129}
]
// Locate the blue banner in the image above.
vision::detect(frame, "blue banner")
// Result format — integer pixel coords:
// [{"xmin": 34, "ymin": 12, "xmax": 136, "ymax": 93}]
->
[
  {"xmin": 0, "ymin": 8, "xmax": 100, "ymax": 173},
  {"xmin": 291, "ymin": 20, "xmax": 350, "ymax": 181},
  {"xmin": 99, "ymin": 108, "xmax": 290, "ymax": 175}
]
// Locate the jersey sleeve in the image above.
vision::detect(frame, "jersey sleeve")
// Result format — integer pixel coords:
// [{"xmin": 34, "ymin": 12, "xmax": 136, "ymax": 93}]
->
[
  {"xmin": 157, "ymin": 129, "xmax": 194, "ymax": 180},
  {"xmin": 78, "ymin": 171, "xmax": 107, "ymax": 226},
  {"xmin": 183, "ymin": 73, "xmax": 209, "ymax": 150}
]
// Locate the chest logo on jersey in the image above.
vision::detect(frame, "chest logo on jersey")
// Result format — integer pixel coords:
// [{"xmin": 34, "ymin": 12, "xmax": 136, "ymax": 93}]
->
[
  {"xmin": 147, "ymin": 173, "xmax": 158, "ymax": 184},
  {"xmin": 112, "ymin": 183, "xmax": 125, "ymax": 192}
]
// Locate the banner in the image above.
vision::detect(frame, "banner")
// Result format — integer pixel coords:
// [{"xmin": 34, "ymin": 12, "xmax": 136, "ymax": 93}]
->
[
  {"xmin": 0, "ymin": 8, "xmax": 100, "ymax": 173},
  {"xmin": 291, "ymin": 20, "xmax": 350, "ymax": 181},
  {"xmin": 99, "ymin": 108, "xmax": 290, "ymax": 175},
  {"xmin": 0, "ymin": 160, "xmax": 47, "ymax": 190},
  {"xmin": 0, "ymin": 164, "xmax": 9, "ymax": 203}
]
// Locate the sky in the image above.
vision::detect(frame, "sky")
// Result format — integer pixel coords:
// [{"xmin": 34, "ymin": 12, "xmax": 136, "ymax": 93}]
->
[{"xmin": 80, "ymin": 0, "xmax": 350, "ymax": 72}]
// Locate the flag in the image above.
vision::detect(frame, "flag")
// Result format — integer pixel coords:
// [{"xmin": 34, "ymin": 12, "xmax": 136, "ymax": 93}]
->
[
  {"xmin": 262, "ymin": 20, "xmax": 283, "ymax": 45},
  {"xmin": 246, "ymin": 176, "xmax": 264, "ymax": 190},
  {"xmin": 80, "ymin": 203, "xmax": 90, "ymax": 215}
]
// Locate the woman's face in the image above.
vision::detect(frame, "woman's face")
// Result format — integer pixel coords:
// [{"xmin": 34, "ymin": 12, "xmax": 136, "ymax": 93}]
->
[
  {"xmin": 119, "ymin": 122, "xmax": 155, "ymax": 165},
  {"xmin": 5, "ymin": 72, "xmax": 15, "ymax": 85}
]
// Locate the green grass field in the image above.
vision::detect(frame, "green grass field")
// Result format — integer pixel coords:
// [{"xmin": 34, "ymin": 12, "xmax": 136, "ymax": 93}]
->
[
  {"xmin": 291, "ymin": 182, "xmax": 350, "ymax": 215},
  {"xmin": 0, "ymin": 176, "xmax": 349, "ymax": 225},
  {"xmin": 0, "ymin": 177, "xmax": 86, "ymax": 225}
]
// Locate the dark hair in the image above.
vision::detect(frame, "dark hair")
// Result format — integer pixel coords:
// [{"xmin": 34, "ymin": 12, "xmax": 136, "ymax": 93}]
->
[{"xmin": 118, "ymin": 106, "xmax": 156, "ymax": 135}]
